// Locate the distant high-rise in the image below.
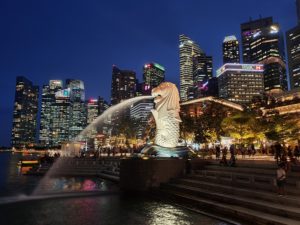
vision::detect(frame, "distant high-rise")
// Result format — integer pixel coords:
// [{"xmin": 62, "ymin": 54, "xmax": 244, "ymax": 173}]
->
[
  {"xmin": 286, "ymin": 1, "xmax": 300, "ymax": 90},
  {"xmin": 223, "ymin": 35, "xmax": 240, "ymax": 64},
  {"xmin": 191, "ymin": 53, "xmax": 213, "ymax": 99},
  {"xmin": 179, "ymin": 34, "xmax": 203, "ymax": 101},
  {"xmin": 66, "ymin": 79, "xmax": 86, "ymax": 140},
  {"xmin": 193, "ymin": 54, "xmax": 213, "ymax": 84},
  {"xmin": 241, "ymin": 17, "xmax": 287, "ymax": 92},
  {"xmin": 52, "ymin": 88, "xmax": 72, "ymax": 146},
  {"xmin": 143, "ymin": 62, "xmax": 165, "ymax": 90},
  {"xmin": 98, "ymin": 97, "xmax": 109, "ymax": 115},
  {"xmin": 287, "ymin": 26, "xmax": 300, "ymax": 89},
  {"xmin": 11, "ymin": 76, "xmax": 39, "ymax": 148},
  {"xmin": 39, "ymin": 80, "xmax": 63, "ymax": 146},
  {"xmin": 111, "ymin": 66, "xmax": 136, "ymax": 105},
  {"xmin": 217, "ymin": 63, "xmax": 264, "ymax": 104},
  {"xmin": 87, "ymin": 99, "xmax": 99, "ymax": 125}
]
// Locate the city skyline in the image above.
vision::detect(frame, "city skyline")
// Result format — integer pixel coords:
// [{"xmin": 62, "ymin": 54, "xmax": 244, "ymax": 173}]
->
[{"xmin": 0, "ymin": 0, "xmax": 296, "ymax": 146}]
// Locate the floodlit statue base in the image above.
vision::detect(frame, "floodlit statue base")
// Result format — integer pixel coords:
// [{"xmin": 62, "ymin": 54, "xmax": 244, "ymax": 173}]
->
[{"xmin": 141, "ymin": 145, "xmax": 191, "ymax": 158}]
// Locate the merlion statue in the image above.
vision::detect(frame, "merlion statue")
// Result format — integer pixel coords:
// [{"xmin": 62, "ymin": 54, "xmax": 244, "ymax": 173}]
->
[
  {"xmin": 151, "ymin": 82, "xmax": 181, "ymax": 148},
  {"xmin": 141, "ymin": 82, "xmax": 191, "ymax": 157}
]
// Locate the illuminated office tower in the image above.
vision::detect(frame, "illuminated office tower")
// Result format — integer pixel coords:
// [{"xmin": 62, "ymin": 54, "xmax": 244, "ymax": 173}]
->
[
  {"xmin": 179, "ymin": 34, "xmax": 202, "ymax": 101},
  {"xmin": 287, "ymin": 26, "xmax": 300, "ymax": 89},
  {"xmin": 98, "ymin": 96, "xmax": 109, "ymax": 115},
  {"xmin": 241, "ymin": 17, "xmax": 287, "ymax": 92},
  {"xmin": 286, "ymin": 1, "xmax": 300, "ymax": 89},
  {"xmin": 39, "ymin": 80, "xmax": 63, "ymax": 146},
  {"xmin": 111, "ymin": 66, "xmax": 136, "ymax": 105},
  {"xmin": 143, "ymin": 62, "xmax": 165, "ymax": 90},
  {"xmin": 51, "ymin": 88, "xmax": 72, "ymax": 146},
  {"xmin": 66, "ymin": 79, "xmax": 86, "ymax": 140},
  {"xmin": 11, "ymin": 76, "xmax": 39, "ymax": 148},
  {"xmin": 217, "ymin": 63, "xmax": 264, "ymax": 104},
  {"xmin": 87, "ymin": 99, "xmax": 99, "ymax": 125},
  {"xmin": 223, "ymin": 35, "xmax": 240, "ymax": 64}
]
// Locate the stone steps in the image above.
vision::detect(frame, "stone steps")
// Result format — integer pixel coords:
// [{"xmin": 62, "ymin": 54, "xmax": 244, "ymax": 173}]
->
[
  {"xmin": 159, "ymin": 160, "xmax": 300, "ymax": 224},
  {"xmin": 188, "ymin": 173, "xmax": 300, "ymax": 195},
  {"xmin": 196, "ymin": 169, "xmax": 299, "ymax": 186},
  {"xmin": 205, "ymin": 164, "xmax": 300, "ymax": 179},
  {"xmin": 161, "ymin": 183, "xmax": 300, "ymax": 220},
  {"xmin": 160, "ymin": 189, "xmax": 300, "ymax": 225},
  {"xmin": 171, "ymin": 178, "xmax": 300, "ymax": 207}
]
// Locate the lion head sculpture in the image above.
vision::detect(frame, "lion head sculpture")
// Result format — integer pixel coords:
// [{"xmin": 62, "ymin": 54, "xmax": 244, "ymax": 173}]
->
[
  {"xmin": 151, "ymin": 82, "xmax": 181, "ymax": 148},
  {"xmin": 151, "ymin": 82, "xmax": 181, "ymax": 121}
]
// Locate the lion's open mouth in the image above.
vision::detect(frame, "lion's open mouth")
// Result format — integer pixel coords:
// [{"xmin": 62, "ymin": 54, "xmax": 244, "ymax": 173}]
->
[{"xmin": 153, "ymin": 94, "xmax": 162, "ymax": 103}]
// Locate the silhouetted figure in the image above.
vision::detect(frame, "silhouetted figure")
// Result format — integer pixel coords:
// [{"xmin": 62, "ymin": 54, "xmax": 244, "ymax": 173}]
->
[
  {"xmin": 216, "ymin": 146, "xmax": 221, "ymax": 160},
  {"xmin": 220, "ymin": 147, "xmax": 228, "ymax": 166}
]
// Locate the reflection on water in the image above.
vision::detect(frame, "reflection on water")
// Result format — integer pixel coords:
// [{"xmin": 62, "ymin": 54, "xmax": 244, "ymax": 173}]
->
[
  {"xmin": 0, "ymin": 195, "xmax": 229, "ymax": 225},
  {"xmin": 0, "ymin": 152, "xmax": 229, "ymax": 225},
  {"xmin": 0, "ymin": 152, "xmax": 117, "ymax": 196},
  {"xmin": 37, "ymin": 176, "xmax": 118, "ymax": 194}
]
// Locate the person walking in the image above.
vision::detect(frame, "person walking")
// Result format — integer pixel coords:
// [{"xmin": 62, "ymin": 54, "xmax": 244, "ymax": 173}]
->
[{"xmin": 276, "ymin": 162, "xmax": 287, "ymax": 196}]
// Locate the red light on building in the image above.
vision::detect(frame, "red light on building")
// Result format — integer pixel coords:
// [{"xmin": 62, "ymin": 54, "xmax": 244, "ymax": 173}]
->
[{"xmin": 255, "ymin": 65, "xmax": 263, "ymax": 70}]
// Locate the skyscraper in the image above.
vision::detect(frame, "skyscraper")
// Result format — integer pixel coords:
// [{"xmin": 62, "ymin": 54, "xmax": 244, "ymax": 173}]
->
[
  {"xmin": 87, "ymin": 99, "xmax": 99, "ymax": 125},
  {"xmin": 179, "ymin": 34, "xmax": 202, "ymax": 101},
  {"xmin": 11, "ymin": 76, "xmax": 39, "ymax": 148},
  {"xmin": 191, "ymin": 53, "xmax": 213, "ymax": 99},
  {"xmin": 241, "ymin": 17, "xmax": 287, "ymax": 92},
  {"xmin": 98, "ymin": 97, "xmax": 109, "ymax": 115},
  {"xmin": 66, "ymin": 79, "xmax": 86, "ymax": 140},
  {"xmin": 39, "ymin": 80, "xmax": 63, "ymax": 146},
  {"xmin": 223, "ymin": 35, "xmax": 240, "ymax": 64},
  {"xmin": 287, "ymin": 26, "xmax": 300, "ymax": 89},
  {"xmin": 52, "ymin": 88, "xmax": 71, "ymax": 146},
  {"xmin": 143, "ymin": 62, "xmax": 165, "ymax": 91},
  {"xmin": 111, "ymin": 66, "xmax": 136, "ymax": 105},
  {"xmin": 286, "ymin": 1, "xmax": 300, "ymax": 90},
  {"xmin": 217, "ymin": 63, "xmax": 264, "ymax": 104}
]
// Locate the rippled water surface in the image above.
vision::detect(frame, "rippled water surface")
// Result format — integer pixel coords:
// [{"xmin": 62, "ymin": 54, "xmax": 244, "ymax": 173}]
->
[
  {"xmin": 0, "ymin": 195, "xmax": 228, "ymax": 225},
  {"xmin": 0, "ymin": 152, "xmax": 229, "ymax": 225}
]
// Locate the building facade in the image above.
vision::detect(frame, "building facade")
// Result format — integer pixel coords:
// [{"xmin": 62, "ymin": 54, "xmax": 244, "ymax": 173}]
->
[
  {"xmin": 241, "ymin": 17, "xmax": 287, "ymax": 92},
  {"xmin": 143, "ymin": 62, "xmax": 165, "ymax": 91},
  {"xmin": 286, "ymin": 1, "xmax": 300, "ymax": 90},
  {"xmin": 179, "ymin": 34, "xmax": 203, "ymax": 101},
  {"xmin": 66, "ymin": 79, "xmax": 86, "ymax": 140},
  {"xmin": 11, "ymin": 76, "xmax": 39, "ymax": 148},
  {"xmin": 51, "ymin": 88, "xmax": 72, "ymax": 146},
  {"xmin": 217, "ymin": 63, "xmax": 264, "ymax": 104},
  {"xmin": 223, "ymin": 35, "xmax": 240, "ymax": 64},
  {"xmin": 111, "ymin": 66, "xmax": 136, "ymax": 105},
  {"xmin": 39, "ymin": 80, "xmax": 63, "ymax": 146}
]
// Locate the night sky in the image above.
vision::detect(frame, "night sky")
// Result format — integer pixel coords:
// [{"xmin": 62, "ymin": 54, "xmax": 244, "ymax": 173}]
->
[{"xmin": 0, "ymin": 0, "xmax": 296, "ymax": 146}]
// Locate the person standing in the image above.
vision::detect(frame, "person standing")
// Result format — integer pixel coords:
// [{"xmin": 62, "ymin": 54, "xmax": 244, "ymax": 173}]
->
[
  {"xmin": 276, "ymin": 163, "xmax": 286, "ymax": 196},
  {"xmin": 216, "ymin": 146, "xmax": 221, "ymax": 160}
]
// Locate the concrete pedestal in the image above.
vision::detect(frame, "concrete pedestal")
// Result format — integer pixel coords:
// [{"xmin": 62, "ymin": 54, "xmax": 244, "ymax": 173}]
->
[{"xmin": 120, "ymin": 158, "xmax": 185, "ymax": 192}]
